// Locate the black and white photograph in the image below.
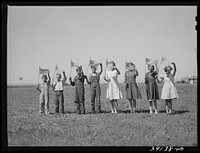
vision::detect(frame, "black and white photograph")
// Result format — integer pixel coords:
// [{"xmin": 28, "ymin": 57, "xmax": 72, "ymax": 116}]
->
[{"xmin": 3, "ymin": 1, "xmax": 198, "ymax": 150}]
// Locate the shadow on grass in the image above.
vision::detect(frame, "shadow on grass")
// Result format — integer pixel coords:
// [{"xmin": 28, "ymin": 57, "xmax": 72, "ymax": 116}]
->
[{"xmin": 158, "ymin": 109, "xmax": 190, "ymax": 115}]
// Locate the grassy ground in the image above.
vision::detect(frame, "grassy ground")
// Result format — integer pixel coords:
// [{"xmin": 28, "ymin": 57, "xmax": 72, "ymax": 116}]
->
[{"xmin": 7, "ymin": 83, "xmax": 197, "ymax": 146}]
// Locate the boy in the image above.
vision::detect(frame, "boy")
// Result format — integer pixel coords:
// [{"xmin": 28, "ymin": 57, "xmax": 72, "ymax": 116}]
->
[
  {"xmin": 69, "ymin": 66, "xmax": 89, "ymax": 114},
  {"xmin": 37, "ymin": 72, "xmax": 51, "ymax": 114},
  {"xmin": 52, "ymin": 71, "xmax": 67, "ymax": 114},
  {"xmin": 87, "ymin": 63, "xmax": 103, "ymax": 114}
]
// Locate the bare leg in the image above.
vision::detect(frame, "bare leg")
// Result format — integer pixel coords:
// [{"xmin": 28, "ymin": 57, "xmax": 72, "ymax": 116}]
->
[
  {"xmin": 153, "ymin": 100, "xmax": 158, "ymax": 114},
  {"xmin": 129, "ymin": 99, "xmax": 133, "ymax": 113},
  {"xmin": 110, "ymin": 100, "xmax": 114, "ymax": 113},
  {"xmin": 114, "ymin": 100, "xmax": 118, "ymax": 113},
  {"xmin": 149, "ymin": 100, "xmax": 153, "ymax": 113},
  {"xmin": 165, "ymin": 99, "xmax": 169, "ymax": 113},
  {"xmin": 132, "ymin": 99, "xmax": 136, "ymax": 113},
  {"xmin": 168, "ymin": 99, "xmax": 172, "ymax": 114}
]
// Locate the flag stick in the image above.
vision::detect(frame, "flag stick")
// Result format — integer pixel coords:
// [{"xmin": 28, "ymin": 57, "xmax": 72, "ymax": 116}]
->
[
  {"xmin": 145, "ymin": 59, "xmax": 146, "ymax": 76},
  {"xmin": 69, "ymin": 60, "xmax": 72, "ymax": 77},
  {"xmin": 85, "ymin": 64, "xmax": 89, "ymax": 76},
  {"xmin": 52, "ymin": 65, "xmax": 57, "ymax": 83}
]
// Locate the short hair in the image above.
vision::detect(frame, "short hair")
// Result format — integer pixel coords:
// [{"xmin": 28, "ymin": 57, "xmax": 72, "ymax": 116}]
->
[
  {"xmin": 164, "ymin": 66, "xmax": 172, "ymax": 71},
  {"xmin": 109, "ymin": 61, "xmax": 116, "ymax": 66},
  {"xmin": 148, "ymin": 64, "xmax": 154, "ymax": 70},
  {"xmin": 41, "ymin": 75, "xmax": 47, "ymax": 79},
  {"xmin": 56, "ymin": 73, "xmax": 61, "ymax": 77}
]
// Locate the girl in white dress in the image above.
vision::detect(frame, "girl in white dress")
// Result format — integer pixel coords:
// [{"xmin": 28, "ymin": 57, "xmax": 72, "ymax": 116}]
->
[
  {"xmin": 157, "ymin": 62, "xmax": 178, "ymax": 114},
  {"xmin": 104, "ymin": 61, "xmax": 122, "ymax": 113}
]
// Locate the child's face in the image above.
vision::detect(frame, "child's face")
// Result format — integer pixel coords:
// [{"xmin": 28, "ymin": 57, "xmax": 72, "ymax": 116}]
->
[
  {"xmin": 91, "ymin": 67, "xmax": 97, "ymax": 73},
  {"xmin": 148, "ymin": 65, "xmax": 154, "ymax": 72},
  {"xmin": 41, "ymin": 75, "xmax": 47, "ymax": 83},
  {"xmin": 56, "ymin": 74, "xmax": 61, "ymax": 81},
  {"xmin": 76, "ymin": 69, "xmax": 82, "ymax": 75},
  {"xmin": 165, "ymin": 69, "xmax": 171, "ymax": 74}
]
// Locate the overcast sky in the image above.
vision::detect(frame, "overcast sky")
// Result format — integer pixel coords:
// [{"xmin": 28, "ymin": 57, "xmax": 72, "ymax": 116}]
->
[{"xmin": 7, "ymin": 6, "xmax": 197, "ymax": 85}]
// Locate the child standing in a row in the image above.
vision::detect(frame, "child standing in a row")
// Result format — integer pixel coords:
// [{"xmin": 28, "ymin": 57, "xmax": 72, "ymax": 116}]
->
[
  {"xmin": 88, "ymin": 63, "xmax": 103, "ymax": 114},
  {"xmin": 104, "ymin": 61, "xmax": 122, "ymax": 113},
  {"xmin": 145, "ymin": 61, "xmax": 159, "ymax": 114},
  {"xmin": 125, "ymin": 62, "xmax": 142, "ymax": 113},
  {"xmin": 52, "ymin": 71, "xmax": 67, "ymax": 114},
  {"xmin": 158, "ymin": 62, "xmax": 178, "ymax": 114},
  {"xmin": 37, "ymin": 72, "xmax": 51, "ymax": 114},
  {"xmin": 69, "ymin": 66, "xmax": 88, "ymax": 114}
]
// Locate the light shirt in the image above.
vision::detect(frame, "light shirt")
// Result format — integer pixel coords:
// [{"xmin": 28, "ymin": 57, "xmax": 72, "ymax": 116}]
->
[
  {"xmin": 40, "ymin": 82, "xmax": 49, "ymax": 94},
  {"xmin": 54, "ymin": 81, "xmax": 64, "ymax": 91}
]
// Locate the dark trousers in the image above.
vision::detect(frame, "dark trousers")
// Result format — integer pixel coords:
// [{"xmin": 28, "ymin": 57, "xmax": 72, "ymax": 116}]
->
[
  {"xmin": 54, "ymin": 91, "xmax": 64, "ymax": 113},
  {"xmin": 74, "ymin": 86, "xmax": 85, "ymax": 114},
  {"xmin": 90, "ymin": 83, "xmax": 101, "ymax": 113}
]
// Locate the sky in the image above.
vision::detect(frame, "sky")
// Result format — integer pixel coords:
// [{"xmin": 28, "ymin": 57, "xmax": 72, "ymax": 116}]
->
[{"xmin": 7, "ymin": 6, "xmax": 197, "ymax": 85}]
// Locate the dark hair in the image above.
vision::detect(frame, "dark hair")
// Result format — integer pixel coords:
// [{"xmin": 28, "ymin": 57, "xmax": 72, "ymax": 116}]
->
[
  {"xmin": 148, "ymin": 64, "xmax": 154, "ymax": 70},
  {"xmin": 41, "ymin": 75, "xmax": 47, "ymax": 79}
]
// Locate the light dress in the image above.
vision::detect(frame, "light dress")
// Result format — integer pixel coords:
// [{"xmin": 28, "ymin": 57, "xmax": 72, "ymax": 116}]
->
[
  {"xmin": 106, "ymin": 70, "xmax": 123, "ymax": 100},
  {"xmin": 161, "ymin": 74, "xmax": 178, "ymax": 99}
]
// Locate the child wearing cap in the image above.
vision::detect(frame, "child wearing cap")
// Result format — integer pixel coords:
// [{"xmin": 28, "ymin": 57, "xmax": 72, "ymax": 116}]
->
[
  {"xmin": 87, "ymin": 63, "xmax": 103, "ymax": 114},
  {"xmin": 157, "ymin": 62, "xmax": 178, "ymax": 114},
  {"xmin": 52, "ymin": 71, "xmax": 67, "ymax": 114},
  {"xmin": 125, "ymin": 62, "xmax": 142, "ymax": 113},
  {"xmin": 145, "ymin": 61, "xmax": 159, "ymax": 114},
  {"xmin": 37, "ymin": 72, "xmax": 51, "ymax": 114},
  {"xmin": 104, "ymin": 61, "xmax": 122, "ymax": 113},
  {"xmin": 69, "ymin": 66, "xmax": 89, "ymax": 114}
]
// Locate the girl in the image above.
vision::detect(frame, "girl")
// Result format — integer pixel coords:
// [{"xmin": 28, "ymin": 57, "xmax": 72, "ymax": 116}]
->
[
  {"xmin": 104, "ymin": 61, "xmax": 122, "ymax": 113},
  {"xmin": 87, "ymin": 63, "xmax": 103, "ymax": 114},
  {"xmin": 145, "ymin": 61, "xmax": 159, "ymax": 114},
  {"xmin": 157, "ymin": 62, "xmax": 178, "ymax": 114},
  {"xmin": 125, "ymin": 62, "xmax": 142, "ymax": 113}
]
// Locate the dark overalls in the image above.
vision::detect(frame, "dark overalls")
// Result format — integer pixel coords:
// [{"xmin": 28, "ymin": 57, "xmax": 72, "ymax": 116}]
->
[
  {"xmin": 89, "ymin": 73, "xmax": 101, "ymax": 113},
  {"xmin": 70, "ymin": 75, "xmax": 85, "ymax": 114}
]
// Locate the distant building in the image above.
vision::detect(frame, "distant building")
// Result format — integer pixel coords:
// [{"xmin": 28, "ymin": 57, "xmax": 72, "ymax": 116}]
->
[{"xmin": 188, "ymin": 76, "xmax": 197, "ymax": 84}]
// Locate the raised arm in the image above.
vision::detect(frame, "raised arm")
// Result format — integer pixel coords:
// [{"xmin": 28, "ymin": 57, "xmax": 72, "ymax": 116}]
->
[
  {"xmin": 155, "ymin": 61, "xmax": 159, "ymax": 74},
  {"xmin": 114, "ymin": 66, "xmax": 121, "ymax": 75},
  {"xmin": 69, "ymin": 77, "xmax": 75, "ymax": 86},
  {"xmin": 36, "ymin": 84, "xmax": 41, "ymax": 93},
  {"xmin": 98, "ymin": 63, "xmax": 103, "ymax": 75},
  {"xmin": 134, "ymin": 68, "xmax": 139, "ymax": 76},
  {"xmin": 47, "ymin": 72, "xmax": 51, "ymax": 84},
  {"xmin": 85, "ymin": 75, "xmax": 91, "ymax": 85},
  {"xmin": 124, "ymin": 72, "xmax": 127, "ymax": 83},
  {"xmin": 171, "ymin": 62, "xmax": 176, "ymax": 76},
  {"xmin": 62, "ymin": 71, "xmax": 67, "ymax": 83}
]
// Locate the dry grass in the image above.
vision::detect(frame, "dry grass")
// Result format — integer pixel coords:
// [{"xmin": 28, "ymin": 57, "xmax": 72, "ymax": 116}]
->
[{"xmin": 7, "ymin": 83, "xmax": 197, "ymax": 146}]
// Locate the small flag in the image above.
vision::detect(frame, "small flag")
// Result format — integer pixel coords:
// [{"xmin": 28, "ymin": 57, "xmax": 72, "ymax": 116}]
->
[
  {"xmin": 39, "ymin": 67, "xmax": 49, "ymax": 74},
  {"xmin": 145, "ymin": 58, "xmax": 157, "ymax": 65},
  {"xmin": 160, "ymin": 56, "xmax": 171, "ymax": 66},
  {"xmin": 19, "ymin": 77, "xmax": 23, "ymax": 81},
  {"xmin": 71, "ymin": 60, "xmax": 78, "ymax": 67},
  {"xmin": 89, "ymin": 59, "xmax": 95, "ymax": 66},
  {"xmin": 89, "ymin": 59, "xmax": 100, "ymax": 67},
  {"xmin": 55, "ymin": 65, "xmax": 59, "ymax": 70}
]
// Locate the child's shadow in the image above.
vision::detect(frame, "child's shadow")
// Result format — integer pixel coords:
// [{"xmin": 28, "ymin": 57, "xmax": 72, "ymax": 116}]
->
[{"xmin": 158, "ymin": 110, "xmax": 190, "ymax": 115}]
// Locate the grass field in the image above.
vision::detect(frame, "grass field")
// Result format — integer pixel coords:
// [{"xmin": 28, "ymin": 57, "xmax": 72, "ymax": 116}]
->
[{"xmin": 7, "ymin": 83, "xmax": 197, "ymax": 146}]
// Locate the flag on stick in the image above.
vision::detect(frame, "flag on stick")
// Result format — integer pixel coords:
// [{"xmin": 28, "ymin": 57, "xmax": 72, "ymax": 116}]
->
[
  {"xmin": 70, "ymin": 60, "xmax": 78, "ymax": 67},
  {"xmin": 159, "ymin": 56, "xmax": 171, "ymax": 68},
  {"xmin": 39, "ymin": 67, "xmax": 49, "ymax": 74},
  {"xmin": 145, "ymin": 58, "xmax": 157, "ymax": 65}
]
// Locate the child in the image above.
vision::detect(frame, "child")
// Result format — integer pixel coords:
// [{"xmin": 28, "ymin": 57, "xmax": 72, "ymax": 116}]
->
[
  {"xmin": 87, "ymin": 63, "xmax": 103, "ymax": 114},
  {"xmin": 104, "ymin": 61, "xmax": 122, "ymax": 113},
  {"xmin": 125, "ymin": 62, "xmax": 142, "ymax": 113},
  {"xmin": 52, "ymin": 71, "xmax": 67, "ymax": 114},
  {"xmin": 157, "ymin": 62, "xmax": 178, "ymax": 114},
  {"xmin": 145, "ymin": 62, "xmax": 159, "ymax": 114},
  {"xmin": 69, "ymin": 66, "xmax": 89, "ymax": 114},
  {"xmin": 37, "ymin": 72, "xmax": 51, "ymax": 114}
]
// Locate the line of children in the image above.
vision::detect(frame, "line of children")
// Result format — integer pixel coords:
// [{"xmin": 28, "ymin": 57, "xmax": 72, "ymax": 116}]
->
[{"xmin": 37, "ymin": 61, "xmax": 178, "ymax": 115}]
